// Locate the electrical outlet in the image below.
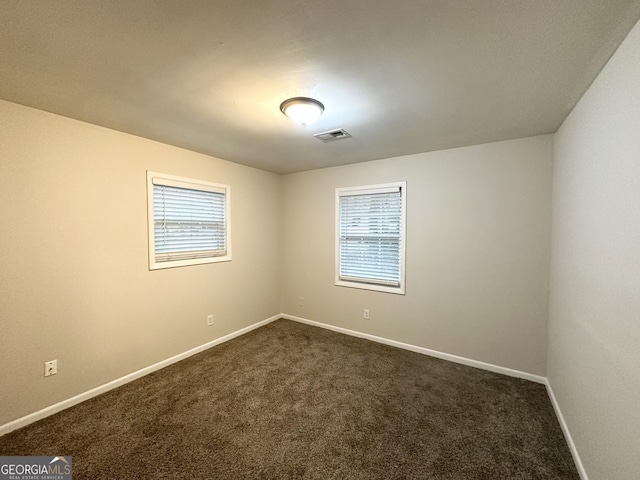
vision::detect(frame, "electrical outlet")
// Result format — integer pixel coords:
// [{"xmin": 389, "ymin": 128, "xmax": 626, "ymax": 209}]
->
[
  {"xmin": 363, "ymin": 309, "xmax": 370, "ymax": 320},
  {"xmin": 44, "ymin": 360, "xmax": 57, "ymax": 377},
  {"xmin": 207, "ymin": 315, "xmax": 214, "ymax": 326},
  {"xmin": 298, "ymin": 297, "xmax": 305, "ymax": 307}
]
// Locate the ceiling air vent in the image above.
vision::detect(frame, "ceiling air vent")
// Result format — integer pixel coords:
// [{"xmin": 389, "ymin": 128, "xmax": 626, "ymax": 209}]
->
[{"xmin": 313, "ymin": 128, "xmax": 352, "ymax": 143}]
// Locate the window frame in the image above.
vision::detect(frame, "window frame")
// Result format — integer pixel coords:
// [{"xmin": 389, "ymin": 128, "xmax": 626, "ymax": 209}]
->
[
  {"xmin": 335, "ymin": 181, "xmax": 407, "ymax": 295},
  {"xmin": 147, "ymin": 171, "xmax": 231, "ymax": 270}
]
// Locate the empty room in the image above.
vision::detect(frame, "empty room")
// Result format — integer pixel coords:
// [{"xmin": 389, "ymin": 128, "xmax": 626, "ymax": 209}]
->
[{"xmin": 1, "ymin": 1, "xmax": 639, "ymax": 479}]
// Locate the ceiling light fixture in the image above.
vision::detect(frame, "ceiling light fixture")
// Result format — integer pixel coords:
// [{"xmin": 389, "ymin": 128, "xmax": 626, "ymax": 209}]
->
[{"xmin": 279, "ymin": 97, "xmax": 324, "ymax": 127}]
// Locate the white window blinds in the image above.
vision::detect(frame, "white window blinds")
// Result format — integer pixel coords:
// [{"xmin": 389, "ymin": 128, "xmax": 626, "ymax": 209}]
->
[
  {"xmin": 337, "ymin": 183, "xmax": 406, "ymax": 292},
  {"xmin": 147, "ymin": 172, "xmax": 231, "ymax": 269}
]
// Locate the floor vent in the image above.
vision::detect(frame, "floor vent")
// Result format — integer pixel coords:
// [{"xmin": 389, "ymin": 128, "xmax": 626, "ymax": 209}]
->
[{"xmin": 314, "ymin": 129, "xmax": 352, "ymax": 142}]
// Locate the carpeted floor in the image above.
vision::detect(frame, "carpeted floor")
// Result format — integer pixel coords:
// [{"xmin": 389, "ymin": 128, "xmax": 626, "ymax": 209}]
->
[{"xmin": 0, "ymin": 319, "xmax": 579, "ymax": 479}]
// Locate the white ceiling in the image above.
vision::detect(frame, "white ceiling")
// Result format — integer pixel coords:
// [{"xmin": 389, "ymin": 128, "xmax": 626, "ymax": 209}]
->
[{"xmin": 2, "ymin": 1, "xmax": 640, "ymax": 174}]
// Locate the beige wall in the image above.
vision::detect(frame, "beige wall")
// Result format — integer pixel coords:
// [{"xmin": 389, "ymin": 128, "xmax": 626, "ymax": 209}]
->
[
  {"xmin": 549, "ymin": 19, "xmax": 640, "ymax": 480},
  {"xmin": 0, "ymin": 100, "xmax": 281, "ymax": 426},
  {"xmin": 281, "ymin": 135, "xmax": 553, "ymax": 376}
]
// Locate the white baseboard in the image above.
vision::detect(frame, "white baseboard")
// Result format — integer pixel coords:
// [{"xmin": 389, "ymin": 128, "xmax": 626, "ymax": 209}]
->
[
  {"xmin": 545, "ymin": 380, "xmax": 589, "ymax": 480},
  {"xmin": 0, "ymin": 314, "xmax": 281, "ymax": 437},
  {"xmin": 283, "ymin": 314, "xmax": 591, "ymax": 477},
  {"xmin": 282, "ymin": 314, "xmax": 546, "ymax": 384},
  {"xmin": 2, "ymin": 312, "xmax": 587, "ymax": 480}
]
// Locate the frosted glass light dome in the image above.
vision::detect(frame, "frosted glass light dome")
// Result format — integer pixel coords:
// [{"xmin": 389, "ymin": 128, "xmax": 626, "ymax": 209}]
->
[{"xmin": 280, "ymin": 97, "xmax": 324, "ymax": 126}]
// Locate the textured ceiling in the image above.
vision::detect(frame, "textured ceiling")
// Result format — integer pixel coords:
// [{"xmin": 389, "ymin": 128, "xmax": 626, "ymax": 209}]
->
[{"xmin": 1, "ymin": 1, "xmax": 640, "ymax": 174}]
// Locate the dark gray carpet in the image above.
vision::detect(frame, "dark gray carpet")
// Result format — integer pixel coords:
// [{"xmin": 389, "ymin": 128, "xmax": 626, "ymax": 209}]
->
[{"xmin": 0, "ymin": 319, "xmax": 579, "ymax": 479}]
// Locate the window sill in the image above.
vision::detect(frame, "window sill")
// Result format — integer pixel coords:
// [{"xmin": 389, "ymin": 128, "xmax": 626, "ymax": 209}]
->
[
  {"xmin": 335, "ymin": 279, "xmax": 405, "ymax": 295},
  {"xmin": 149, "ymin": 255, "xmax": 232, "ymax": 270}
]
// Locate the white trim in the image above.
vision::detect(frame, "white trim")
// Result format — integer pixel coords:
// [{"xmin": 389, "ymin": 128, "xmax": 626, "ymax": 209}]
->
[
  {"xmin": 2, "ymin": 311, "xmax": 586, "ymax": 480},
  {"xmin": 284, "ymin": 314, "xmax": 590, "ymax": 475},
  {"xmin": 0, "ymin": 314, "xmax": 281, "ymax": 437},
  {"xmin": 150, "ymin": 176, "xmax": 226, "ymax": 194},
  {"xmin": 545, "ymin": 379, "xmax": 589, "ymax": 480},
  {"xmin": 335, "ymin": 181, "xmax": 407, "ymax": 295},
  {"xmin": 334, "ymin": 278, "xmax": 404, "ymax": 295},
  {"xmin": 282, "ymin": 314, "xmax": 546, "ymax": 384},
  {"xmin": 335, "ymin": 185, "xmax": 401, "ymax": 196},
  {"xmin": 146, "ymin": 171, "xmax": 232, "ymax": 270}
]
